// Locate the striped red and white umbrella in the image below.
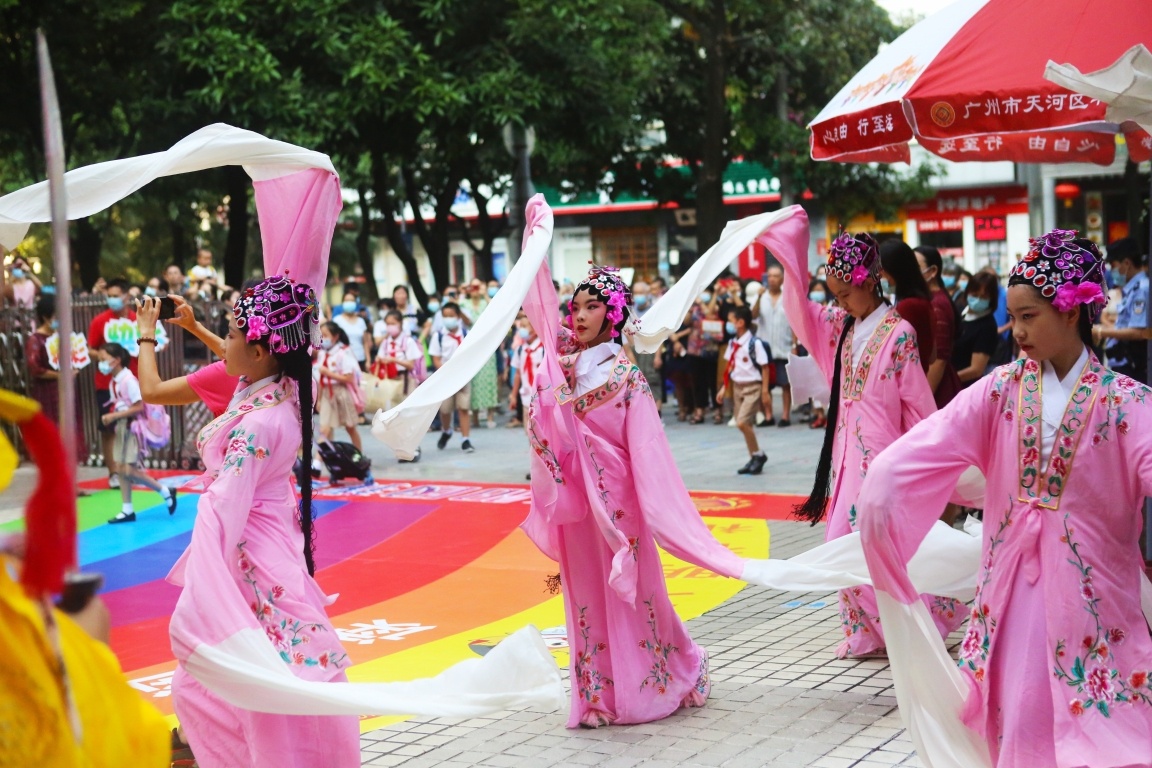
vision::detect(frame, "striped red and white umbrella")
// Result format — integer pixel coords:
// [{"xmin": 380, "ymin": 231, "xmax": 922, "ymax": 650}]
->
[{"xmin": 808, "ymin": 0, "xmax": 1152, "ymax": 166}]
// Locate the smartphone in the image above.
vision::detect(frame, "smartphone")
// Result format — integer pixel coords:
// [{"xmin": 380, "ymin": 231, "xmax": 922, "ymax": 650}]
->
[
  {"xmin": 56, "ymin": 572, "xmax": 104, "ymax": 614},
  {"xmin": 158, "ymin": 296, "xmax": 178, "ymax": 321}
]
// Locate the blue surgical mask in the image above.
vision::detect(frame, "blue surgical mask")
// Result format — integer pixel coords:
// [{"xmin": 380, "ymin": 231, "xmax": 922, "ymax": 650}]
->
[
  {"xmin": 942, "ymin": 275, "xmax": 957, "ymax": 289},
  {"xmin": 517, "ymin": 327, "xmax": 531, "ymax": 340},
  {"xmin": 320, "ymin": 338, "xmax": 334, "ymax": 350},
  {"xmin": 97, "ymin": 361, "xmax": 114, "ymax": 376},
  {"xmin": 145, "ymin": 286, "xmax": 158, "ymax": 297},
  {"xmin": 427, "ymin": 301, "xmax": 441, "ymax": 314},
  {"xmin": 967, "ymin": 295, "xmax": 990, "ymax": 314},
  {"xmin": 50, "ymin": 319, "xmax": 59, "ymax": 331},
  {"xmin": 957, "ymin": 278, "xmax": 969, "ymax": 293},
  {"xmin": 808, "ymin": 291, "xmax": 826, "ymax": 303},
  {"xmin": 725, "ymin": 321, "xmax": 738, "ymax": 335},
  {"xmin": 107, "ymin": 296, "xmax": 125, "ymax": 312},
  {"xmin": 342, "ymin": 301, "xmax": 357, "ymax": 314},
  {"xmin": 701, "ymin": 292, "xmax": 712, "ymax": 303},
  {"xmin": 880, "ymin": 278, "xmax": 893, "ymax": 296},
  {"xmin": 1111, "ymin": 268, "xmax": 1127, "ymax": 288},
  {"xmin": 11, "ymin": 268, "xmax": 25, "ymax": 279},
  {"xmin": 488, "ymin": 286, "xmax": 499, "ymax": 298},
  {"xmin": 635, "ymin": 294, "xmax": 650, "ymax": 309},
  {"xmin": 443, "ymin": 317, "xmax": 461, "ymax": 331}
]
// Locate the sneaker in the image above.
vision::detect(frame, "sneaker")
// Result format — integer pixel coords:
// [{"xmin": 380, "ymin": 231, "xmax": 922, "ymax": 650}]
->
[
  {"xmin": 108, "ymin": 474, "xmax": 120, "ymax": 489},
  {"xmin": 437, "ymin": 432, "xmax": 451, "ymax": 450},
  {"xmin": 166, "ymin": 488, "xmax": 178, "ymax": 516},
  {"xmin": 108, "ymin": 511, "xmax": 136, "ymax": 524},
  {"xmin": 736, "ymin": 458, "xmax": 756, "ymax": 475},
  {"xmin": 461, "ymin": 439, "xmax": 475, "ymax": 453},
  {"xmin": 747, "ymin": 453, "xmax": 768, "ymax": 475}
]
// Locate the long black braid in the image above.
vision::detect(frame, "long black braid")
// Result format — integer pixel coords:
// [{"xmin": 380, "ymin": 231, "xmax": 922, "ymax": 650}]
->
[
  {"xmin": 275, "ymin": 345, "xmax": 318, "ymax": 575},
  {"xmin": 793, "ymin": 317, "xmax": 856, "ymax": 525}
]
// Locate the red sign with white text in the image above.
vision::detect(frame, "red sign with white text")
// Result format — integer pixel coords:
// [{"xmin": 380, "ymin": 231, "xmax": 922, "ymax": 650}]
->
[{"xmin": 906, "ymin": 185, "xmax": 1028, "ymax": 223}]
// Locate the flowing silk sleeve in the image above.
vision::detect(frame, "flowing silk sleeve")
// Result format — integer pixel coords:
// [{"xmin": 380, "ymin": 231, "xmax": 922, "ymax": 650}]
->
[
  {"xmin": 859, "ymin": 377, "xmax": 994, "ymax": 605},
  {"xmin": 624, "ymin": 373, "xmax": 745, "ymax": 580},
  {"xmin": 893, "ymin": 321, "xmax": 938, "ymax": 434},
  {"xmin": 773, "ymin": 241, "xmax": 846, "ymax": 382}
]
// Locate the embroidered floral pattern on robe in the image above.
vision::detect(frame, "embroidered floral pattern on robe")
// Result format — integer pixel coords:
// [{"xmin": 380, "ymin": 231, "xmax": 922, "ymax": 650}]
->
[
  {"xmin": 638, "ymin": 598, "xmax": 679, "ymax": 694},
  {"xmin": 573, "ymin": 606, "xmax": 612, "ymax": 705}
]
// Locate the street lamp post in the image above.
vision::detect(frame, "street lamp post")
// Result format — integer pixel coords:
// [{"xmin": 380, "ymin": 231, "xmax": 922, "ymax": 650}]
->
[{"xmin": 503, "ymin": 123, "xmax": 536, "ymax": 264}]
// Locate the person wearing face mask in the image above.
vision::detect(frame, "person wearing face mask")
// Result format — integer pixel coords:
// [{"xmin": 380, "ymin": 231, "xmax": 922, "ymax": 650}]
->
[
  {"xmin": 1093, "ymin": 237, "xmax": 1150, "ymax": 383},
  {"xmin": 88, "ymin": 278, "xmax": 138, "ymax": 484},
  {"xmin": 23, "ymin": 294, "xmax": 85, "ymax": 455},
  {"xmin": 371, "ymin": 310, "xmax": 423, "ymax": 415},
  {"xmin": 952, "ymin": 271, "xmax": 1002, "ymax": 385},
  {"xmin": 878, "ymin": 239, "xmax": 936, "ymax": 375},
  {"xmin": 460, "ymin": 280, "xmax": 499, "ymax": 429},
  {"xmin": 508, "ymin": 315, "xmax": 544, "ymax": 433},
  {"xmin": 689, "ymin": 288, "xmax": 725, "ymax": 423},
  {"xmin": 430, "ymin": 303, "xmax": 475, "ymax": 452},
  {"xmin": 3, "ymin": 255, "xmax": 42, "ymax": 308},
  {"xmin": 332, "ymin": 292, "xmax": 371, "ymax": 371},
  {"xmin": 315, "ymin": 321, "xmax": 364, "ymax": 451},
  {"xmin": 716, "ymin": 306, "xmax": 770, "ymax": 475},
  {"xmin": 914, "ymin": 246, "xmax": 963, "ymax": 408},
  {"xmin": 952, "ymin": 269, "xmax": 974, "ymax": 317},
  {"xmin": 625, "ymin": 280, "xmax": 663, "ymax": 413}
]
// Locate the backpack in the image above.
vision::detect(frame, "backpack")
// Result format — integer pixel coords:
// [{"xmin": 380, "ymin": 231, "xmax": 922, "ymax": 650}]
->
[{"xmin": 131, "ymin": 404, "xmax": 171, "ymax": 452}]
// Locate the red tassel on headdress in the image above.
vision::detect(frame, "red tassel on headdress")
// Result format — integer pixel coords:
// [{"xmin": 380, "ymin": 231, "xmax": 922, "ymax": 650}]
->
[{"xmin": 18, "ymin": 411, "xmax": 76, "ymax": 595}]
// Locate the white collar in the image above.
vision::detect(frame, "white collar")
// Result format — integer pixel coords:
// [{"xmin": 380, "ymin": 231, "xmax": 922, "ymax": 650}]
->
[
  {"xmin": 1040, "ymin": 346, "xmax": 1090, "ymax": 425},
  {"xmin": 734, "ymin": 330, "xmax": 754, "ymax": 345},
  {"xmin": 230, "ymin": 374, "xmax": 281, "ymax": 409}
]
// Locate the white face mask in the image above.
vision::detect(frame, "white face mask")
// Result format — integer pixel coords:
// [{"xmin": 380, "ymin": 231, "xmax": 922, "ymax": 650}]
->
[
  {"xmin": 98, "ymin": 361, "xmax": 114, "ymax": 376},
  {"xmin": 386, "ymin": 324, "xmax": 402, "ymax": 338},
  {"xmin": 443, "ymin": 317, "xmax": 461, "ymax": 332},
  {"xmin": 320, "ymin": 338, "xmax": 334, "ymax": 350}
]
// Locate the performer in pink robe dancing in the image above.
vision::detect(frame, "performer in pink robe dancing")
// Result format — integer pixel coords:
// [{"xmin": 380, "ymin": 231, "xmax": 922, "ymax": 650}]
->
[
  {"xmin": 860, "ymin": 231, "xmax": 1152, "ymax": 768},
  {"xmin": 166, "ymin": 274, "xmax": 361, "ymax": 767},
  {"xmin": 776, "ymin": 232, "xmax": 964, "ymax": 657},
  {"xmin": 520, "ymin": 263, "xmax": 750, "ymax": 728}
]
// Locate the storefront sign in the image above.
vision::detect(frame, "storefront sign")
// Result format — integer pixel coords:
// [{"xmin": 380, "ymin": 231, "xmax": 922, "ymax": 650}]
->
[
  {"xmin": 974, "ymin": 216, "xmax": 1007, "ymax": 241},
  {"xmin": 917, "ymin": 218, "xmax": 964, "ymax": 232},
  {"xmin": 906, "ymin": 185, "xmax": 1028, "ymax": 223}
]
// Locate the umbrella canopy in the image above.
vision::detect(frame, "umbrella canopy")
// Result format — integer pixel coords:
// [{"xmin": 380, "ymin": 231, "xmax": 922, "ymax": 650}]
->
[{"xmin": 809, "ymin": 0, "xmax": 1152, "ymax": 165}]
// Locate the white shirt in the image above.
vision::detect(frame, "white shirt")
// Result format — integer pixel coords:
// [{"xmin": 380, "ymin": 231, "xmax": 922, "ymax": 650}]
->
[
  {"xmin": 429, "ymin": 326, "xmax": 465, "ymax": 364},
  {"xmin": 851, "ymin": 304, "xmax": 888, "ymax": 369},
  {"xmin": 575, "ymin": 342, "xmax": 622, "ymax": 396},
  {"xmin": 724, "ymin": 331, "xmax": 769, "ymax": 384},
  {"xmin": 333, "ymin": 313, "xmax": 368, "ymax": 362},
  {"xmin": 1039, "ymin": 346, "xmax": 1090, "ymax": 466},
  {"xmin": 756, "ymin": 291, "xmax": 793, "ymax": 361},
  {"xmin": 109, "ymin": 367, "xmax": 142, "ymax": 412},
  {"xmin": 515, "ymin": 339, "xmax": 546, "ymax": 401}
]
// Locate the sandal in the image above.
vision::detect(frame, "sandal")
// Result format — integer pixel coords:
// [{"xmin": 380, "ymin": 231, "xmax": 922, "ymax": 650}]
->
[{"xmin": 810, "ymin": 416, "xmax": 827, "ymax": 429}]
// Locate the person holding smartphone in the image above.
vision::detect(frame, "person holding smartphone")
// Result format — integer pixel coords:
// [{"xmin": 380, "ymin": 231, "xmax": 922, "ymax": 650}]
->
[{"xmin": 3, "ymin": 253, "xmax": 41, "ymax": 308}]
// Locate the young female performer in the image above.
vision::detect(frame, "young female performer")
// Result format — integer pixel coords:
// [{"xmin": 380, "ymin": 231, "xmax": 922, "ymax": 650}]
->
[
  {"xmin": 165, "ymin": 275, "xmax": 361, "ymax": 767},
  {"xmin": 860, "ymin": 230, "xmax": 1152, "ymax": 767},
  {"xmin": 520, "ymin": 263, "xmax": 750, "ymax": 728},
  {"xmin": 777, "ymin": 231, "xmax": 963, "ymax": 657}
]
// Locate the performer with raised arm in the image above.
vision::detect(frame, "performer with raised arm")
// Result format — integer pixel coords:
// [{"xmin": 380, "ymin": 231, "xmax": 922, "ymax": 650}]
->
[
  {"xmin": 775, "ymin": 231, "xmax": 963, "ymax": 658},
  {"xmin": 859, "ymin": 231, "xmax": 1152, "ymax": 768}
]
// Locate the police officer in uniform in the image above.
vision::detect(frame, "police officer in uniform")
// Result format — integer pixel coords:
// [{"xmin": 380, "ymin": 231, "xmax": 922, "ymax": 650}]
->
[{"xmin": 1094, "ymin": 237, "xmax": 1150, "ymax": 383}]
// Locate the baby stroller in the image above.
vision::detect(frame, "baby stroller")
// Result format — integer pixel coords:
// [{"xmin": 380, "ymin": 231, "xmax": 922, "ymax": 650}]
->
[{"xmin": 315, "ymin": 440, "xmax": 374, "ymax": 486}]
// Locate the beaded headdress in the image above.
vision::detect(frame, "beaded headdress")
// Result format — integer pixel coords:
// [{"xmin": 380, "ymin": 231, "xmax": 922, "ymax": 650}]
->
[
  {"xmin": 1008, "ymin": 229, "xmax": 1107, "ymax": 322},
  {"xmin": 573, "ymin": 264, "xmax": 633, "ymax": 339},
  {"xmin": 233, "ymin": 273, "xmax": 321, "ymax": 353},
  {"xmin": 825, "ymin": 231, "xmax": 881, "ymax": 288}
]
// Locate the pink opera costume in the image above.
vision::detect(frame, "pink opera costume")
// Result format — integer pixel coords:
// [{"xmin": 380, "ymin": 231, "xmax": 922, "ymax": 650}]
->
[
  {"xmin": 167, "ymin": 275, "xmax": 360, "ymax": 766},
  {"xmin": 860, "ymin": 232, "xmax": 1152, "ymax": 768},
  {"xmin": 776, "ymin": 231, "xmax": 964, "ymax": 657}
]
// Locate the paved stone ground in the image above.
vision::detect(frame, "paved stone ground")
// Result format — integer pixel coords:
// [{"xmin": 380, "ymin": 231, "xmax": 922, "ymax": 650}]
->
[{"xmin": 358, "ymin": 517, "xmax": 958, "ymax": 768}]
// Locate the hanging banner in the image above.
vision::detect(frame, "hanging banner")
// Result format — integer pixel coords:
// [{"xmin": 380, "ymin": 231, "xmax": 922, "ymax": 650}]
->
[
  {"xmin": 47, "ymin": 332, "xmax": 91, "ymax": 370},
  {"xmin": 102, "ymin": 318, "xmax": 169, "ymax": 356}
]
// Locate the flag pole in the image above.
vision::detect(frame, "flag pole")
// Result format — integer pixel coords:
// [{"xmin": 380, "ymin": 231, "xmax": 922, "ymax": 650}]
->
[{"xmin": 36, "ymin": 31, "xmax": 77, "ymax": 483}]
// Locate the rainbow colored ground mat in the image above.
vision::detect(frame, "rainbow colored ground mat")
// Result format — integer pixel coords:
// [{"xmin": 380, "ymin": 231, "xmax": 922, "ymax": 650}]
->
[{"xmin": 3, "ymin": 475, "xmax": 801, "ymax": 732}]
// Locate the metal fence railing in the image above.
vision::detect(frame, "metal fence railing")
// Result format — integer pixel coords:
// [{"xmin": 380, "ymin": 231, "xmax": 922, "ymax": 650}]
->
[{"xmin": 0, "ymin": 297, "xmax": 226, "ymax": 471}]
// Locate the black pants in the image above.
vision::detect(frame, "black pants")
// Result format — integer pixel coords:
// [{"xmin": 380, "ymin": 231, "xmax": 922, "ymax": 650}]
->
[{"xmin": 689, "ymin": 354, "xmax": 718, "ymax": 410}]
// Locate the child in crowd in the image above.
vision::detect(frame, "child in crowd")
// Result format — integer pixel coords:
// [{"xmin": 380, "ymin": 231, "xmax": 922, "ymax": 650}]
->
[
  {"xmin": 430, "ymin": 302, "xmax": 474, "ymax": 453},
  {"xmin": 509, "ymin": 313, "xmax": 544, "ymax": 428},
  {"xmin": 100, "ymin": 342, "xmax": 175, "ymax": 524},
  {"xmin": 716, "ymin": 305, "xmax": 769, "ymax": 475},
  {"xmin": 315, "ymin": 322, "xmax": 363, "ymax": 451},
  {"xmin": 372, "ymin": 310, "xmax": 423, "ymax": 411}
]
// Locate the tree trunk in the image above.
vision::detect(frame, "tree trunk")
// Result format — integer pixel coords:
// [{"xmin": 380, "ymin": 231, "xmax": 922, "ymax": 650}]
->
[
  {"xmin": 72, "ymin": 216, "xmax": 103, "ymax": 291},
  {"xmin": 401, "ymin": 163, "xmax": 454, "ymax": 292},
  {"xmin": 169, "ymin": 217, "xmax": 187, "ymax": 270},
  {"xmin": 775, "ymin": 68, "xmax": 795, "ymax": 208},
  {"xmin": 224, "ymin": 166, "xmax": 249, "ymax": 287},
  {"xmin": 355, "ymin": 187, "xmax": 380, "ymax": 305},
  {"xmin": 695, "ymin": 0, "xmax": 730, "ymax": 259},
  {"xmin": 369, "ymin": 149, "xmax": 430, "ymax": 308}
]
